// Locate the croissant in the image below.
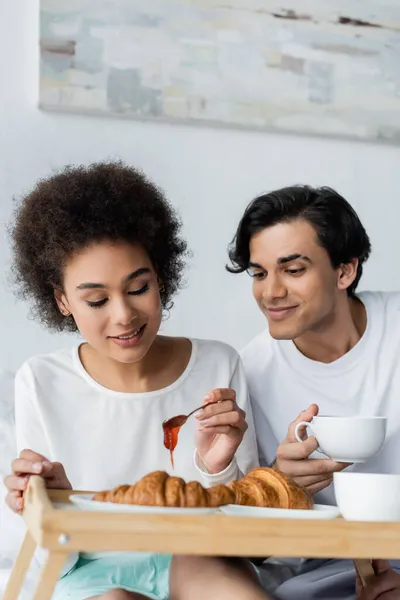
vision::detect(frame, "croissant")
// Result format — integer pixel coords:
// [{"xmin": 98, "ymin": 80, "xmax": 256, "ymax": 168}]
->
[
  {"xmin": 93, "ymin": 471, "xmax": 235, "ymax": 508},
  {"xmin": 233, "ymin": 467, "xmax": 312, "ymax": 510},
  {"xmin": 93, "ymin": 467, "xmax": 312, "ymax": 510}
]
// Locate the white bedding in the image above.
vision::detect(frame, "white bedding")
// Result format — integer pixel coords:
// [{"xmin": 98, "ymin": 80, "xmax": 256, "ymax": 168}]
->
[{"xmin": 0, "ymin": 369, "xmax": 40, "ymax": 599}]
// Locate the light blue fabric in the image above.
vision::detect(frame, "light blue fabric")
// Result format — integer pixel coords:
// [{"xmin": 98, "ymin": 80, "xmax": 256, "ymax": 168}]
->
[{"xmin": 52, "ymin": 552, "xmax": 171, "ymax": 600}]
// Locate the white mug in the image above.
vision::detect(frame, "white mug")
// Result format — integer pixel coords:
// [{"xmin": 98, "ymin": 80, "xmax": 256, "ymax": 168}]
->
[
  {"xmin": 334, "ymin": 472, "xmax": 400, "ymax": 521},
  {"xmin": 294, "ymin": 416, "xmax": 387, "ymax": 463}
]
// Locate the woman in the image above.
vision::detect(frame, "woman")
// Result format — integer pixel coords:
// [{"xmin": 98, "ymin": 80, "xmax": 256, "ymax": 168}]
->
[{"xmin": 3, "ymin": 161, "xmax": 266, "ymax": 600}]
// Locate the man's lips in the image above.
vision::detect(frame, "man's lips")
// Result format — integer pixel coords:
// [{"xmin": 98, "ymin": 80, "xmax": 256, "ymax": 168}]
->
[
  {"xmin": 266, "ymin": 306, "xmax": 298, "ymax": 312},
  {"xmin": 264, "ymin": 305, "xmax": 299, "ymax": 320}
]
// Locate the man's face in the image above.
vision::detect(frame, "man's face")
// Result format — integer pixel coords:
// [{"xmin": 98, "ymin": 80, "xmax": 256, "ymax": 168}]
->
[{"xmin": 249, "ymin": 219, "xmax": 343, "ymax": 340}]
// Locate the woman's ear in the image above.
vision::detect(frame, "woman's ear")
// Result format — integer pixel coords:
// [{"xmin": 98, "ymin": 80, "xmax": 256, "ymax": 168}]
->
[
  {"xmin": 54, "ymin": 288, "xmax": 72, "ymax": 317},
  {"xmin": 157, "ymin": 278, "xmax": 165, "ymax": 295}
]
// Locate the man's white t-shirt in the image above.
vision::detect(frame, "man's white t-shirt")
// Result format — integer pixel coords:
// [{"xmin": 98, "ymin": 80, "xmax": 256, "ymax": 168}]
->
[
  {"xmin": 242, "ymin": 290, "xmax": 400, "ymax": 506},
  {"xmin": 241, "ymin": 291, "xmax": 400, "ymax": 599}
]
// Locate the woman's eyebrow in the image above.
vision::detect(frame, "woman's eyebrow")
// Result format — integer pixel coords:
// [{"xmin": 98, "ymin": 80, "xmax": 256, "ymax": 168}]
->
[{"xmin": 76, "ymin": 267, "xmax": 151, "ymax": 290}]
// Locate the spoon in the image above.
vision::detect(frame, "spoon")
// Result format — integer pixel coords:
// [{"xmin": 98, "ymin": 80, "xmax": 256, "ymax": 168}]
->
[
  {"xmin": 162, "ymin": 402, "xmax": 214, "ymax": 469},
  {"xmin": 162, "ymin": 402, "xmax": 210, "ymax": 430}
]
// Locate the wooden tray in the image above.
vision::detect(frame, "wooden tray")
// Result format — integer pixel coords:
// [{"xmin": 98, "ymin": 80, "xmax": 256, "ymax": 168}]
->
[{"xmin": 3, "ymin": 476, "xmax": 399, "ymax": 600}]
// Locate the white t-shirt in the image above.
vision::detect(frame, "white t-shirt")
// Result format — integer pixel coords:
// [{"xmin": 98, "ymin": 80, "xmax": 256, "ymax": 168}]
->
[
  {"xmin": 15, "ymin": 338, "xmax": 259, "ymax": 491},
  {"xmin": 15, "ymin": 338, "xmax": 259, "ymax": 572},
  {"xmin": 241, "ymin": 291, "xmax": 400, "ymax": 506}
]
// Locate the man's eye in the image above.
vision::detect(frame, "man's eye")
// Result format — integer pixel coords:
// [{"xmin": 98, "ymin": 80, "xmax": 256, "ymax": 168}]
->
[
  {"xmin": 286, "ymin": 268, "xmax": 305, "ymax": 275},
  {"xmin": 247, "ymin": 270, "xmax": 266, "ymax": 279}
]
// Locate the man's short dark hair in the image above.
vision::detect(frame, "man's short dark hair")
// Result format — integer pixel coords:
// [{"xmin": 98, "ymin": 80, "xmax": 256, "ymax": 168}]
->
[{"xmin": 227, "ymin": 185, "xmax": 371, "ymax": 296}]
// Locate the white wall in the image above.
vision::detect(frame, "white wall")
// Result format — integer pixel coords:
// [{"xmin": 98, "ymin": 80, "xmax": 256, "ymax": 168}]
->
[{"xmin": 1, "ymin": 0, "xmax": 400, "ymax": 372}]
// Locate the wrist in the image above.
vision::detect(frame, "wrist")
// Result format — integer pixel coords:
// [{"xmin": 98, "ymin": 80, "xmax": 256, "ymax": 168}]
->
[
  {"xmin": 194, "ymin": 450, "xmax": 239, "ymax": 485},
  {"xmin": 197, "ymin": 453, "xmax": 231, "ymax": 474}
]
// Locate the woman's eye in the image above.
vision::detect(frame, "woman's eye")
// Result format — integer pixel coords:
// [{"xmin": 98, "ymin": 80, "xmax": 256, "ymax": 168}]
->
[
  {"xmin": 87, "ymin": 298, "xmax": 108, "ymax": 308},
  {"xmin": 128, "ymin": 283, "xmax": 149, "ymax": 296},
  {"xmin": 85, "ymin": 284, "xmax": 149, "ymax": 308}
]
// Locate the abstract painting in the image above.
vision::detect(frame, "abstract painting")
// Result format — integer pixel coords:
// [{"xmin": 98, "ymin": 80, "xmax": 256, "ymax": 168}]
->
[{"xmin": 39, "ymin": 0, "xmax": 400, "ymax": 143}]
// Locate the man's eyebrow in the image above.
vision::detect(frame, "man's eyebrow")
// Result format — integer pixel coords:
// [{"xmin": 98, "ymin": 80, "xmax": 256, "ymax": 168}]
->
[
  {"xmin": 277, "ymin": 254, "xmax": 312, "ymax": 265},
  {"xmin": 248, "ymin": 255, "xmax": 311, "ymax": 270}
]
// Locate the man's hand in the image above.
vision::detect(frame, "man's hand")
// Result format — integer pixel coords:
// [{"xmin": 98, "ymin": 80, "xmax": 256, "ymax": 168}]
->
[
  {"xmin": 275, "ymin": 404, "xmax": 350, "ymax": 495},
  {"xmin": 356, "ymin": 560, "xmax": 400, "ymax": 599}
]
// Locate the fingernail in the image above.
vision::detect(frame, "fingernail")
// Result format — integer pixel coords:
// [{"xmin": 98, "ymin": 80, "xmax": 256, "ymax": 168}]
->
[
  {"xmin": 32, "ymin": 462, "xmax": 42, "ymax": 473},
  {"xmin": 43, "ymin": 461, "xmax": 52, "ymax": 469},
  {"xmin": 204, "ymin": 393, "xmax": 213, "ymax": 401},
  {"xmin": 16, "ymin": 499, "xmax": 23, "ymax": 511},
  {"xmin": 201, "ymin": 418, "xmax": 210, "ymax": 425},
  {"xmin": 195, "ymin": 410, "xmax": 204, "ymax": 419}
]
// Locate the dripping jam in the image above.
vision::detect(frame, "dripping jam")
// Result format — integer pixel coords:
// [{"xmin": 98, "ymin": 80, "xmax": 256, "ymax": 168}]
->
[{"xmin": 162, "ymin": 415, "xmax": 187, "ymax": 469}]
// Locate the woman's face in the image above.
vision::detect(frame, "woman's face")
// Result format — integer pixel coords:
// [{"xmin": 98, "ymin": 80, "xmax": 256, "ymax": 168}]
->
[{"xmin": 55, "ymin": 240, "xmax": 163, "ymax": 363}]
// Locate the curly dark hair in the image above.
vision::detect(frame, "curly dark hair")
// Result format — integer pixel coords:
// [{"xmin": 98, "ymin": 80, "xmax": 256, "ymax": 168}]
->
[
  {"xmin": 10, "ymin": 161, "xmax": 188, "ymax": 332},
  {"xmin": 227, "ymin": 185, "xmax": 371, "ymax": 297}
]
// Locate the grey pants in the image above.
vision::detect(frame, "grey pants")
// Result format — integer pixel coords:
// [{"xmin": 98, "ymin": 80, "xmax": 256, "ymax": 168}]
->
[{"xmin": 259, "ymin": 559, "xmax": 400, "ymax": 600}]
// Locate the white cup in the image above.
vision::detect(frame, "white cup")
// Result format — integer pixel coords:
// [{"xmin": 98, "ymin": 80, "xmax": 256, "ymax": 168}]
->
[
  {"xmin": 294, "ymin": 416, "xmax": 387, "ymax": 463},
  {"xmin": 334, "ymin": 472, "xmax": 400, "ymax": 521}
]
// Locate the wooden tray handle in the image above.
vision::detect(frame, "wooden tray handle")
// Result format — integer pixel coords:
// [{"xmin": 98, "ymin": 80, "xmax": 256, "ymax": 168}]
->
[{"xmin": 354, "ymin": 559, "xmax": 375, "ymax": 587}]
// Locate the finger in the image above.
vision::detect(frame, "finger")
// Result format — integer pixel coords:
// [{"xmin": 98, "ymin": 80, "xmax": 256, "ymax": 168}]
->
[
  {"xmin": 277, "ymin": 437, "xmax": 319, "ymax": 460},
  {"xmin": 198, "ymin": 425, "xmax": 239, "ymax": 436},
  {"xmin": 3, "ymin": 474, "xmax": 29, "ymax": 492},
  {"xmin": 294, "ymin": 458, "xmax": 348, "ymax": 476},
  {"xmin": 304, "ymin": 477, "xmax": 333, "ymax": 496},
  {"xmin": 204, "ymin": 389, "xmax": 236, "ymax": 405},
  {"xmin": 12, "ymin": 458, "xmax": 52, "ymax": 476},
  {"xmin": 18, "ymin": 449, "xmax": 50, "ymax": 462},
  {"xmin": 286, "ymin": 404, "xmax": 319, "ymax": 443},
  {"xmin": 5, "ymin": 490, "xmax": 24, "ymax": 514},
  {"xmin": 279, "ymin": 457, "xmax": 346, "ymax": 477},
  {"xmin": 371, "ymin": 560, "xmax": 390, "ymax": 575},
  {"xmin": 197, "ymin": 399, "xmax": 234, "ymax": 419},
  {"xmin": 197, "ymin": 400, "xmax": 244, "ymax": 420},
  {"xmin": 291, "ymin": 473, "xmax": 333, "ymax": 489},
  {"xmin": 363, "ymin": 572, "xmax": 399, "ymax": 599},
  {"xmin": 198, "ymin": 411, "xmax": 247, "ymax": 431}
]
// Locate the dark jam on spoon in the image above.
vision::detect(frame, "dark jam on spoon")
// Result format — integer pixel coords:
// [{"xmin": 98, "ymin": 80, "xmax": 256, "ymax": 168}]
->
[{"xmin": 162, "ymin": 414, "xmax": 187, "ymax": 469}]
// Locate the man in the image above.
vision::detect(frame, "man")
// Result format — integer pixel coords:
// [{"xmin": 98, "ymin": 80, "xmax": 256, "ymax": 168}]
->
[{"xmin": 228, "ymin": 185, "xmax": 400, "ymax": 600}]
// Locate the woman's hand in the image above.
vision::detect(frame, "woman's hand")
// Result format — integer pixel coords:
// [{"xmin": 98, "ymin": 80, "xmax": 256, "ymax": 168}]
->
[
  {"xmin": 195, "ymin": 388, "xmax": 248, "ymax": 474},
  {"xmin": 3, "ymin": 449, "xmax": 72, "ymax": 514}
]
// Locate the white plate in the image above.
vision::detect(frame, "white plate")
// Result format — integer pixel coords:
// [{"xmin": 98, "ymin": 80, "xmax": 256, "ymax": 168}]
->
[
  {"xmin": 69, "ymin": 494, "xmax": 217, "ymax": 515},
  {"xmin": 219, "ymin": 504, "xmax": 340, "ymax": 520}
]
